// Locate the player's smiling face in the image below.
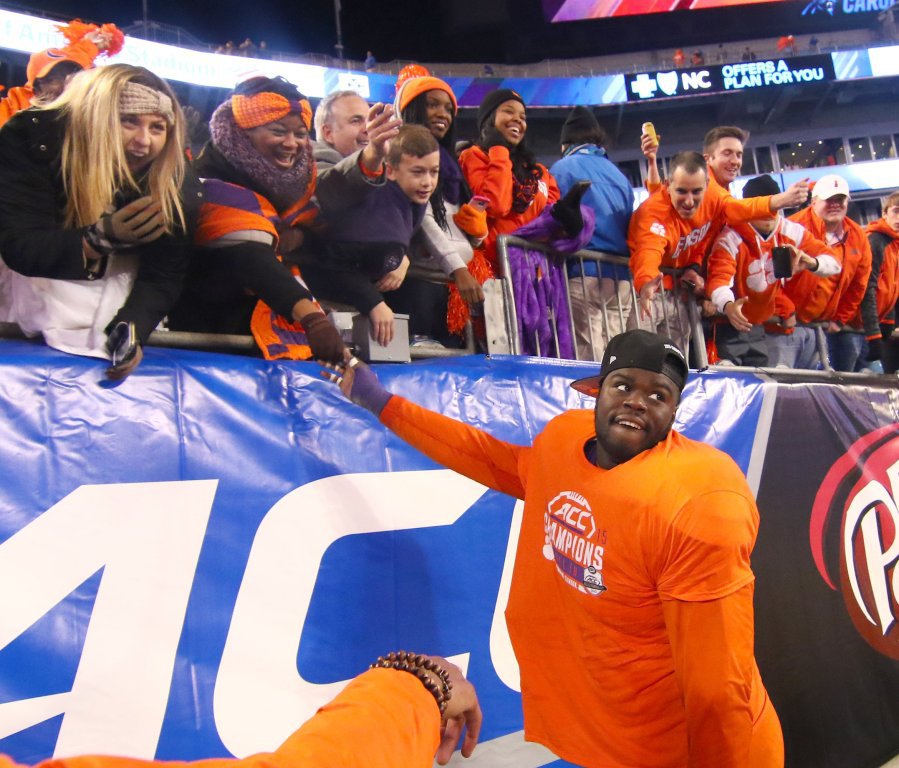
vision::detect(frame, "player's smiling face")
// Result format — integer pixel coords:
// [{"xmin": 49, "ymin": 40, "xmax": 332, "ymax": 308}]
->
[{"xmin": 592, "ymin": 368, "xmax": 678, "ymax": 469}]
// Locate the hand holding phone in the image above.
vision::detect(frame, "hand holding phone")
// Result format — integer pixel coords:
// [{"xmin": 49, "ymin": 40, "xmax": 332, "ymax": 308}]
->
[
  {"xmin": 772, "ymin": 245, "xmax": 793, "ymax": 279},
  {"xmin": 470, "ymin": 195, "xmax": 490, "ymax": 211}
]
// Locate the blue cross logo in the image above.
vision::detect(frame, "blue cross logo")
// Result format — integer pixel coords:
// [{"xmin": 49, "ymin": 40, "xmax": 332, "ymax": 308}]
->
[{"xmin": 630, "ymin": 73, "xmax": 658, "ymax": 100}]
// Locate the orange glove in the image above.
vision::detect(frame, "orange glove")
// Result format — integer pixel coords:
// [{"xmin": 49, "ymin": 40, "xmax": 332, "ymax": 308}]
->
[{"xmin": 453, "ymin": 203, "xmax": 488, "ymax": 240}]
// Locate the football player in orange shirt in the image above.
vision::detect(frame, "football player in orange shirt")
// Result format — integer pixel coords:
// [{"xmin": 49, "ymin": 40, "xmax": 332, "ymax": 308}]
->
[{"xmin": 324, "ymin": 330, "xmax": 784, "ymax": 768}]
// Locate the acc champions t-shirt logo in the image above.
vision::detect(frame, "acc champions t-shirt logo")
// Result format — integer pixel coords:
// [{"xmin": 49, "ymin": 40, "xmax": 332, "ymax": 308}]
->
[
  {"xmin": 543, "ymin": 490, "xmax": 608, "ymax": 596},
  {"xmin": 810, "ymin": 424, "xmax": 899, "ymax": 659}
]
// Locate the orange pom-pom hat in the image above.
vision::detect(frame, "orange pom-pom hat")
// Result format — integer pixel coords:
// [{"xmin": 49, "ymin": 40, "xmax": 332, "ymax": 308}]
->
[
  {"xmin": 394, "ymin": 70, "xmax": 457, "ymax": 117},
  {"xmin": 27, "ymin": 19, "xmax": 124, "ymax": 85}
]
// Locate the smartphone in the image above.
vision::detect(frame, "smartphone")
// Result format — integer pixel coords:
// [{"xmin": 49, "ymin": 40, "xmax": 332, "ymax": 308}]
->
[
  {"xmin": 470, "ymin": 195, "xmax": 490, "ymax": 211},
  {"xmin": 772, "ymin": 246, "xmax": 792, "ymax": 279},
  {"xmin": 642, "ymin": 122, "xmax": 659, "ymax": 146}
]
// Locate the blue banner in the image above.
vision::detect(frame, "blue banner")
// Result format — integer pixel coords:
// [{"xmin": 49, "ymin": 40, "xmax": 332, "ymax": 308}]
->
[{"xmin": 0, "ymin": 342, "xmax": 896, "ymax": 767}]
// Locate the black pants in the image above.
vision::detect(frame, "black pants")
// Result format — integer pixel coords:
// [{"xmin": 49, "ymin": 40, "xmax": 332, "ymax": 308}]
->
[{"xmin": 715, "ymin": 323, "xmax": 768, "ymax": 367}]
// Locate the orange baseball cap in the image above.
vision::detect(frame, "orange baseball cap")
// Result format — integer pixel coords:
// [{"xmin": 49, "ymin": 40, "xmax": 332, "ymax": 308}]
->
[{"xmin": 26, "ymin": 48, "xmax": 89, "ymax": 85}]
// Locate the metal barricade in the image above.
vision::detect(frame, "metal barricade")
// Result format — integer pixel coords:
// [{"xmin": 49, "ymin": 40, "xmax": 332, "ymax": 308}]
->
[
  {"xmin": 402, "ymin": 264, "xmax": 477, "ymax": 359},
  {"xmin": 495, "ymin": 235, "xmax": 708, "ymax": 367},
  {"xmin": 0, "ymin": 262, "xmax": 476, "ymax": 363}
]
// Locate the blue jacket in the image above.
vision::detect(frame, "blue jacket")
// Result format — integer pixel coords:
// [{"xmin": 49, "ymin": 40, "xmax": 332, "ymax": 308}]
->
[{"xmin": 549, "ymin": 144, "xmax": 633, "ymax": 278}]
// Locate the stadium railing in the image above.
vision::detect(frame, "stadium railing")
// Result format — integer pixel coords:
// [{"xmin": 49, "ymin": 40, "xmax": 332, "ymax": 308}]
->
[{"xmin": 491, "ymin": 234, "xmax": 885, "ymax": 381}]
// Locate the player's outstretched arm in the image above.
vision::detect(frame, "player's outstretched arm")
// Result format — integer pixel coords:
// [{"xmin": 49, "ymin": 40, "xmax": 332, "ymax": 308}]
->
[{"xmin": 321, "ymin": 355, "xmax": 527, "ymax": 498}]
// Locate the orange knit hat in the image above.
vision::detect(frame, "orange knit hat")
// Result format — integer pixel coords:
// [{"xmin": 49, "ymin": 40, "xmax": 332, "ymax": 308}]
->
[{"xmin": 394, "ymin": 75, "xmax": 457, "ymax": 116}]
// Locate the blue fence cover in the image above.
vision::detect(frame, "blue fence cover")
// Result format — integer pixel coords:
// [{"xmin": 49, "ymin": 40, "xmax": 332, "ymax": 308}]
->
[{"xmin": 0, "ymin": 342, "xmax": 897, "ymax": 768}]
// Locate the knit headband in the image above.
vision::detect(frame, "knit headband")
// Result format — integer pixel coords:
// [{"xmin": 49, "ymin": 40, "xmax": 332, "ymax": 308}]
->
[
  {"xmin": 119, "ymin": 81, "xmax": 174, "ymax": 124},
  {"xmin": 232, "ymin": 92, "xmax": 312, "ymax": 131}
]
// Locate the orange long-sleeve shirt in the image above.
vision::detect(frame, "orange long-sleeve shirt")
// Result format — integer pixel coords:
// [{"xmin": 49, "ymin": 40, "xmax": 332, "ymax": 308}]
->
[
  {"xmin": 458, "ymin": 144, "xmax": 559, "ymax": 269},
  {"xmin": 707, "ymin": 217, "xmax": 838, "ymax": 325},
  {"xmin": 0, "ymin": 668, "xmax": 439, "ymax": 768},
  {"xmin": 628, "ymin": 178, "xmax": 772, "ymax": 293},
  {"xmin": 784, "ymin": 207, "xmax": 872, "ymax": 325},
  {"xmin": 865, "ymin": 218, "xmax": 899, "ymax": 326},
  {"xmin": 0, "ymin": 86, "xmax": 35, "ymax": 129},
  {"xmin": 381, "ymin": 396, "xmax": 782, "ymax": 768}
]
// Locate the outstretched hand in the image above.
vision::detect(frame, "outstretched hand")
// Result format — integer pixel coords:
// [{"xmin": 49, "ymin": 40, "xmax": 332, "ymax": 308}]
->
[
  {"xmin": 724, "ymin": 297, "xmax": 752, "ymax": 332},
  {"xmin": 771, "ymin": 178, "xmax": 810, "ymax": 210},
  {"xmin": 320, "ymin": 352, "xmax": 392, "ymax": 415},
  {"xmin": 551, "ymin": 180, "xmax": 590, "ymax": 237},
  {"xmin": 427, "ymin": 655, "xmax": 482, "ymax": 765},
  {"xmin": 105, "ymin": 321, "xmax": 143, "ymax": 380},
  {"xmin": 639, "ymin": 275, "xmax": 662, "ymax": 320},
  {"xmin": 640, "ymin": 130, "xmax": 659, "ymax": 160},
  {"xmin": 361, "ymin": 102, "xmax": 402, "ymax": 172},
  {"xmin": 299, "ymin": 310, "xmax": 346, "ymax": 364}
]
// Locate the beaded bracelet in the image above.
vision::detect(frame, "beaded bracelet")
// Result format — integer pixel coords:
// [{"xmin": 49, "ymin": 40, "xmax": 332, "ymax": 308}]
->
[{"xmin": 371, "ymin": 651, "xmax": 453, "ymax": 715}]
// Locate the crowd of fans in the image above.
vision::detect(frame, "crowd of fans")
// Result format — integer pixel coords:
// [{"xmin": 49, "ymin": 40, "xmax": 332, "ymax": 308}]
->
[
  {"xmin": 214, "ymin": 38, "xmax": 269, "ymax": 57},
  {"xmin": 0, "ymin": 27, "xmax": 896, "ymax": 379}
]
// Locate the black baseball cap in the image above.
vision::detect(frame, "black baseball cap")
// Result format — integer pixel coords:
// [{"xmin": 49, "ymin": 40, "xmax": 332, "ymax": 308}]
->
[{"xmin": 570, "ymin": 330, "xmax": 689, "ymax": 397}]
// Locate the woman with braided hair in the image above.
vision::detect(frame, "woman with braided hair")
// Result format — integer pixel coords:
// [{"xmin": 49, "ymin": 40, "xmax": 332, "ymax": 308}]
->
[
  {"xmin": 167, "ymin": 75, "xmax": 345, "ymax": 363},
  {"xmin": 0, "ymin": 63, "xmax": 201, "ymax": 379},
  {"xmin": 389, "ymin": 68, "xmax": 488, "ymax": 344}
]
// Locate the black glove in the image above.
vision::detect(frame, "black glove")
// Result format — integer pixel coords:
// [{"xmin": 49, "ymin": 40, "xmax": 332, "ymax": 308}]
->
[
  {"xmin": 477, "ymin": 127, "xmax": 511, "ymax": 151},
  {"xmin": 105, "ymin": 321, "xmax": 143, "ymax": 380},
  {"xmin": 551, "ymin": 180, "xmax": 591, "ymax": 237},
  {"xmin": 301, "ymin": 311, "xmax": 347, "ymax": 364},
  {"xmin": 866, "ymin": 337, "xmax": 883, "ymax": 362},
  {"xmin": 880, "ymin": 323, "xmax": 894, "ymax": 341}
]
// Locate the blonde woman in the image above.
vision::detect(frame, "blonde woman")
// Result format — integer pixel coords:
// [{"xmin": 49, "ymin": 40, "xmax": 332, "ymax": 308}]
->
[{"xmin": 0, "ymin": 63, "xmax": 202, "ymax": 379}]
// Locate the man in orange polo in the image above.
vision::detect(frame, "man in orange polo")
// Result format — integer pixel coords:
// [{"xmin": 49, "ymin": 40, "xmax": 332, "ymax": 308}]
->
[{"xmin": 326, "ymin": 330, "xmax": 784, "ymax": 768}]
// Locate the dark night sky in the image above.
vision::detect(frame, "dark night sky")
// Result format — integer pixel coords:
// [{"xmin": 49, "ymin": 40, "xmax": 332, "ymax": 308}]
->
[
  {"xmin": 20, "ymin": 0, "xmax": 478, "ymax": 61},
  {"xmin": 15, "ymin": 0, "xmax": 877, "ymax": 63}
]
